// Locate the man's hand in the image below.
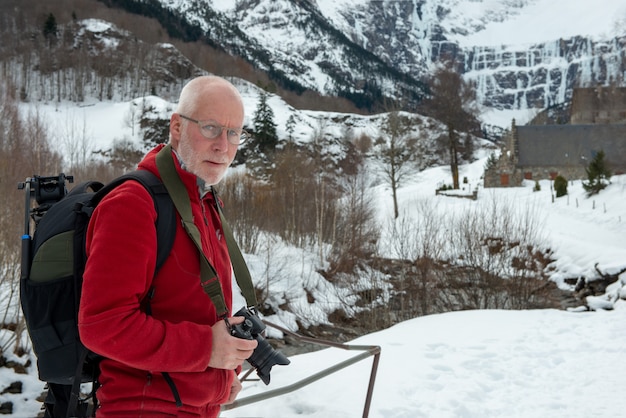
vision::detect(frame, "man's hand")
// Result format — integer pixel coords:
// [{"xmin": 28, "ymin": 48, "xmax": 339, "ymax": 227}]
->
[
  {"xmin": 223, "ymin": 372, "xmax": 243, "ymax": 405},
  {"xmin": 209, "ymin": 316, "xmax": 258, "ymax": 370}
]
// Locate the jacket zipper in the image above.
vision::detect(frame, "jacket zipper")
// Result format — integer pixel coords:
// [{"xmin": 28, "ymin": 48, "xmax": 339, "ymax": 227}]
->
[{"xmin": 200, "ymin": 199, "xmax": 209, "ymax": 226}]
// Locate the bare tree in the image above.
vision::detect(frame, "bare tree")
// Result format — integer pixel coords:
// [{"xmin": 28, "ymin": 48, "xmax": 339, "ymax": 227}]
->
[
  {"xmin": 384, "ymin": 198, "xmax": 447, "ymax": 318},
  {"xmin": 309, "ymin": 121, "xmax": 340, "ymax": 262},
  {"xmin": 422, "ymin": 62, "xmax": 480, "ymax": 189},
  {"xmin": 442, "ymin": 194, "xmax": 554, "ymax": 310},
  {"xmin": 57, "ymin": 110, "xmax": 95, "ymax": 172},
  {"xmin": 381, "ymin": 192, "xmax": 555, "ymax": 319},
  {"xmin": 328, "ymin": 140, "xmax": 380, "ymax": 274},
  {"xmin": 375, "ymin": 111, "xmax": 420, "ymax": 218},
  {"xmin": 219, "ymin": 171, "xmax": 265, "ymax": 254},
  {"xmin": 124, "ymin": 101, "xmax": 138, "ymax": 138},
  {"xmin": 267, "ymin": 142, "xmax": 317, "ymax": 246}
]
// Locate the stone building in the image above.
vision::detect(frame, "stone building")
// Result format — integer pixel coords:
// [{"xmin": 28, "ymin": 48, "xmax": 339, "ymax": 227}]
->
[{"xmin": 484, "ymin": 87, "xmax": 626, "ymax": 187}]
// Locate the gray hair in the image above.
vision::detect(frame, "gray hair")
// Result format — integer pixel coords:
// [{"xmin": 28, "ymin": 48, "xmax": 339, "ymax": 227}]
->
[{"xmin": 175, "ymin": 75, "xmax": 242, "ymax": 116}]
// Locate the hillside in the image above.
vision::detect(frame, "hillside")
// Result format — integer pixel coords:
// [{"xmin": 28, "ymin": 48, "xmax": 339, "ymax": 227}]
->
[
  {"xmin": 5, "ymin": 0, "xmax": 624, "ymax": 124},
  {"xmin": 124, "ymin": 0, "xmax": 626, "ymax": 125}
]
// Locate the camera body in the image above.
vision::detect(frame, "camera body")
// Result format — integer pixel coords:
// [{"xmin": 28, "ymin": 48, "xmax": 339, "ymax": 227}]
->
[
  {"xmin": 229, "ymin": 307, "xmax": 290, "ymax": 385},
  {"xmin": 229, "ymin": 307, "xmax": 266, "ymax": 340}
]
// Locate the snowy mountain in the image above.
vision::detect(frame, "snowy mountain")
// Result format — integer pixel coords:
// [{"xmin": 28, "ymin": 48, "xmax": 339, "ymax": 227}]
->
[{"xmin": 133, "ymin": 0, "xmax": 626, "ymax": 125}]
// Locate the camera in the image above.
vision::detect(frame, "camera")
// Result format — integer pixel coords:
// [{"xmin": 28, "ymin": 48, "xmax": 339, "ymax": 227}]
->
[{"xmin": 229, "ymin": 307, "xmax": 290, "ymax": 385}]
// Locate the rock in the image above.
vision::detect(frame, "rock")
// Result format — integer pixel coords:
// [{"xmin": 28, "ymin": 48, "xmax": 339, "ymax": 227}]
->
[
  {"xmin": 0, "ymin": 402, "xmax": 13, "ymax": 415},
  {"xmin": 0, "ymin": 381, "xmax": 22, "ymax": 395}
]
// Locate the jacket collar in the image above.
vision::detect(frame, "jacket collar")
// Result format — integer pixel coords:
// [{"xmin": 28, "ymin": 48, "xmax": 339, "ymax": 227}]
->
[{"xmin": 138, "ymin": 144, "xmax": 215, "ymax": 203}]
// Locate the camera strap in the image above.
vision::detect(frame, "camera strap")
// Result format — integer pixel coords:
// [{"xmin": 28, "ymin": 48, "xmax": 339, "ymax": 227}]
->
[
  {"xmin": 210, "ymin": 187, "xmax": 258, "ymax": 311},
  {"xmin": 155, "ymin": 144, "xmax": 258, "ymax": 318}
]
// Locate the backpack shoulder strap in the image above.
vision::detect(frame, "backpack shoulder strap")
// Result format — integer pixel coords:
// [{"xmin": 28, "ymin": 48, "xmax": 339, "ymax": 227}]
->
[
  {"xmin": 102, "ymin": 171, "xmax": 182, "ymax": 408},
  {"xmin": 92, "ymin": 170, "xmax": 176, "ymax": 272},
  {"xmin": 69, "ymin": 171, "xmax": 178, "ymax": 414},
  {"xmin": 68, "ymin": 180, "xmax": 104, "ymax": 196}
]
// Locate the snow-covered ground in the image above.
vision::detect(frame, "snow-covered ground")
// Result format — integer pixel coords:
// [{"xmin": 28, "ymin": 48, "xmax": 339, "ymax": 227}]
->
[
  {"xmin": 223, "ymin": 307, "xmax": 626, "ymax": 418},
  {"xmin": 4, "ymin": 297, "xmax": 626, "ymax": 417},
  {"xmin": 2, "ymin": 151, "xmax": 625, "ymax": 416}
]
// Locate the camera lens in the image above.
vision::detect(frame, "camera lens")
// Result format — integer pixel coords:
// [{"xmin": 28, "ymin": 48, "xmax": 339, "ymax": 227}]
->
[
  {"xmin": 232, "ymin": 307, "xmax": 290, "ymax": 385},
  {"xmin": 248, "ymin": 337, "xmax": 290, "ymax": 385}
]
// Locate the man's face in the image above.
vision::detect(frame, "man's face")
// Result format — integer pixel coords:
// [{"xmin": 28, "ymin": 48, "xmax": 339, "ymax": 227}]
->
[{"xmin": 170, "ymin": 84, "xmax": 244, "ymax": 185}]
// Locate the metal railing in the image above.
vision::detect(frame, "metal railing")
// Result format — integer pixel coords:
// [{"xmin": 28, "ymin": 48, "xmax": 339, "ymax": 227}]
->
[{"xmin": 222, "ymin": 320, "xmax": 382, "ymax": 418}]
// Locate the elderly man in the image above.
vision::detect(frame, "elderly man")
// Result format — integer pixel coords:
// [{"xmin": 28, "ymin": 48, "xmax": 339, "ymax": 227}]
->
[{"xmin": 78, "ymin": 76, "xmax": 257, "ymax": 417}]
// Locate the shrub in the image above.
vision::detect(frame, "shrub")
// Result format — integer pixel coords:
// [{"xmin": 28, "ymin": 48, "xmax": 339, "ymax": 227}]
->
[
  {"xmin": 554, "ymin": 175, "xmax": 567, "ymax": 197},
  {"xmin": 582, "ymin": 150, "xmax": 612, "ymax": 195}
]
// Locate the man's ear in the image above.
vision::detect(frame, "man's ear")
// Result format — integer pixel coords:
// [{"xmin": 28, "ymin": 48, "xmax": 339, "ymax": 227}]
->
[{"xmin": 169, "ymin": 113, "xmax": 182, "ymax": 148}]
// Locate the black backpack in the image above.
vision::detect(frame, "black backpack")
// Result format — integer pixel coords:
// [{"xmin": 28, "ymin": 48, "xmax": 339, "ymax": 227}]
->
[{"xmin": 19, "ymin": 170, "xmax": 176, "ymax": 417}]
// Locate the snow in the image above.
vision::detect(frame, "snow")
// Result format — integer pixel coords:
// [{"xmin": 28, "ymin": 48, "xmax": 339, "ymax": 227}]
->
[
  {"xmin": 5, "ymin": 306, "xmax": 626, "ymax": 416},
  {"xmin": 223, "ymin": 308, "xmax": 626, "ymax": 418},
  {"xmin": 450, "ymin": 0, "xmax": 626, "ymax": 47},
  {"xmin": 208, "ymin": 0, "xmax": 235, "ymax": 13},
  {"xmin": 82, "ymin": 19, "xmax": 113, "ymax": 33},
  {"xmin": 314, "ymin": 0, "xmax": 626, "ymax": 47}
]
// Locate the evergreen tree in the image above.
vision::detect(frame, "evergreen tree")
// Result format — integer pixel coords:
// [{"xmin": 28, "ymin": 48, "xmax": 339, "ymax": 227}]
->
[
  {"xmin": 582, "ymin": 150, "xmax": 612, "ymax": 195},
  {"xmin": 252, "ymin": 89, "xmax": 278, "ymax": 153},
  {"xmin": 554, "ymin": 175, "xmax": 568, "ymax": 198},
  {"xmin": 484, "ymin": 152, "xmax": 498, "ymax": 171},
  {"xmin": 285, "ymin": 113, "xmax": 296, "ymax": 142},
  {"xmin": 43, "ymin": 13, "xmax": 58, "ymax": 40}
]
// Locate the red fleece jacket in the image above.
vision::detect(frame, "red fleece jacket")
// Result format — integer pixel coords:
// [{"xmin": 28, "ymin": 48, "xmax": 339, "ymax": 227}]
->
[{"xmin": 78, "ymin": 145, "xmax": 234, "ymax": 416}]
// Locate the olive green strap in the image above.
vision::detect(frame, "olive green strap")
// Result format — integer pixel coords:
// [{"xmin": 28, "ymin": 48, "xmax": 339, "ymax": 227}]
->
[
  {"xmin": 155, "ymin": 144, "xmax": 258, "ymax": 318},
  {"xmin": 211, "ymin": 188, "xmax": 258, "ymax": 309}
]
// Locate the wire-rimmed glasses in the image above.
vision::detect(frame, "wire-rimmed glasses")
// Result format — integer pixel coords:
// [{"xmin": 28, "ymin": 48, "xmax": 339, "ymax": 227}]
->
[{"xmin": 179, "ymin": 114, "xmax": 249, "ymax": 145}]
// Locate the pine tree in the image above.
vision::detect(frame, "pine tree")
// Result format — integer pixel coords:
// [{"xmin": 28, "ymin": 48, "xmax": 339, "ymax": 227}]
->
[
  {"xmin": 582, "ymin": 150, "xmax": 612, "ymax": 195},
  {"xmin": 484, "ymin": 152, "xmax": 498, "ymax": 171},
  {"xmin": 43, "ymin": 13, "xmax": 58, "ymax": 40},
  {"xmin": 285, "ymin": 114, "xmax": 296, "ymax": 142},
  {"xmin": 252, "ymin": 90, "xmax": 278, "ymax": 153}
]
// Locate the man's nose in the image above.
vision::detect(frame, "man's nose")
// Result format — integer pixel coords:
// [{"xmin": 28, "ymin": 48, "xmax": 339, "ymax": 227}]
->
[{"xmin": 212, "ymin": 129, "xmax": 230, "ymax": 151}]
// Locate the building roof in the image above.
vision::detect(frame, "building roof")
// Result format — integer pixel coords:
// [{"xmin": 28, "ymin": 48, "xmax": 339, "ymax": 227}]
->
[{"xmin": 517, "ymin": 124, "xmax": 626, "ymax": 169}]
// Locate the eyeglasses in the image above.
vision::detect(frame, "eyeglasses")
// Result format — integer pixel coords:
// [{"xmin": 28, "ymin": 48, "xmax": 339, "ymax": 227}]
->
[{"xmin": 178, "ymin": 114, "xmax": 249, "ymax": 145}]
